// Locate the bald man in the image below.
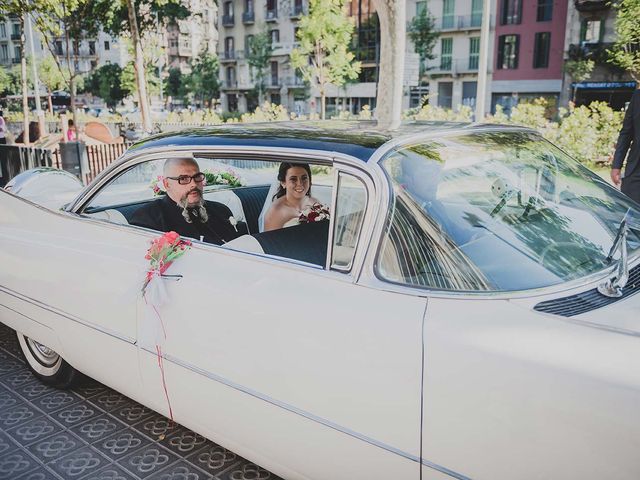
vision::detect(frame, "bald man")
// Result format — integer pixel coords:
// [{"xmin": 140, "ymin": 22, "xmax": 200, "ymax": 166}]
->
[{"xmin": 130, "ymin": 158, "xmax": 242, "ymax": 245}]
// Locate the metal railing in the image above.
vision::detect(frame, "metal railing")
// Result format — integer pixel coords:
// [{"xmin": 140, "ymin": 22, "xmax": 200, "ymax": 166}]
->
[
  {"xmin": 222, "ymin": 14, "xmax": 235, "ymax": 26},
  {"xmin": 432, "ymin": 14, "xmax": 483, "ymax": 31},
  {"xmin": 0, "ymin": 142, "xmax": 133, "ymax": 186},
  {"xmin": 242, "ymin": 10, "xmax": 255, "ymax": 23},
  {"xmin": 425, "ymin": 57, "xmax": 479, "ymax": 75}
]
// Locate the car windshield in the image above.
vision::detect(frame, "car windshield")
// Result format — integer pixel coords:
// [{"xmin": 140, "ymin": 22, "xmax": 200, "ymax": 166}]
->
[{"xmin": 377, "ymin": 129, "xmax": 640, "ymax": 292}]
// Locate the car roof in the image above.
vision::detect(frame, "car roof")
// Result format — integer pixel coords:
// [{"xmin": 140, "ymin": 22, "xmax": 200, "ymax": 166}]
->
[{"xmin": 127, "ymin": 120, "xmax": 503, "ymax": 162}]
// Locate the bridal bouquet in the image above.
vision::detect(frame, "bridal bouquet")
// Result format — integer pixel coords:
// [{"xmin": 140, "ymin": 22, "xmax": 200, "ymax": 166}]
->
[
  {"xmin": 142, "ymin": 231, "xmax": 191, "ymax": 294},
  {"xmin": 299, "ymin": 203, "xmax": 330, "ymax": 223}
]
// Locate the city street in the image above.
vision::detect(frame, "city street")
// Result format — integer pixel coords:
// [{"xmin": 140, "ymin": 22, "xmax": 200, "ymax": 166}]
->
[{"xmin": 0, "ymin": 323, "xmax": 281, "ymax": 480}]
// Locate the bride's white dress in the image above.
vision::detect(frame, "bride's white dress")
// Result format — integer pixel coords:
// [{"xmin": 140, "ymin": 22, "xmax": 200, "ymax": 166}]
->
[{"xmin": 283, "ymin": 217, "xmax": 302, "ymax": 228}]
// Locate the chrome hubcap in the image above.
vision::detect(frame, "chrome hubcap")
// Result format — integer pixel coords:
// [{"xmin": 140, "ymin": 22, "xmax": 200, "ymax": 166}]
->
[{"xmin": 26, "ymin": 337, "xmax": 59, "ymax": 367}]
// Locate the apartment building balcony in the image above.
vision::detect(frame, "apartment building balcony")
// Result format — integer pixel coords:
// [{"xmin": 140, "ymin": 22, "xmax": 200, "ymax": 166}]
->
[
  {"xmin": 12, "ymin": 57, "xmax": 21, "ymax": 64},
  {"xmin": 568, "ymin": 42, "xmax": 615, "ymax": 63},
  {"xmin": 271, "ymin": 42, "xmax": 297, "ymax": 56},
  {"xmin": 267, "ymin": 76, "xmax": 281, "ymax": 88},
  {"xmin": 177, "ymin": 45, "xmax": 193, "ymax": 57},
  {"xmin": 10, "ymin": 33, "xmax": 21, "ymax": 41},
  {"xmin": 426, "ymin": 57, "xmax": 479, "ymax": 76},
  {"xmin": 222, "ymin": 14, "xmax": 235, "ymax": 27},
  {"xmin": 0, "ymin": 57, "xmax": 10, "ymax": 66},
  {"xmin": 266, "ymin": 8, "xmax": 278, "ymax": 22},
  {"xmin": 433, "ymin": 14, "xmax": 483, "ymax": 32},
  {"xmin": 574, "ymin": 0, "xmax": 609, "ymax": 12},
  {"xmin": 242, "ymin": 11, "xmax": 255, "ymax": 24},
  {"xmin": 290, "ymin": 4, "xmax": 307, "ymax": 18},
  {"xmin": 220, "ymin": 50, "xmax": 237, "ymax": 62},
  {"xmin": 221, "ymin": 79, "xmax": 238, "ymax": 89},
  {"xmin": 282, "ymin": 76, "xmax": 306, "ymax": 88}
]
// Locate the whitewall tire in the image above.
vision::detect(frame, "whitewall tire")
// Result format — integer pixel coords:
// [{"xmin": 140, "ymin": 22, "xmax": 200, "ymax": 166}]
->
[{"xmin": 16, "ymin": 332, "xmax": 78, "ymax": 388}]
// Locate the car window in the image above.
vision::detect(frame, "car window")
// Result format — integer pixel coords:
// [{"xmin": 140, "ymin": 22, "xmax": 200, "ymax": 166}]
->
[
  {"xmin": 331, "ymin": 173, "xmax": 367, "ymax": 271},
  {"xmin": 377, "ymin": 130, "xmax": 640, "ymax": 292},
  {"xmin": 82, "ymin": 155, "xmax": 336, "ymax": 267}
]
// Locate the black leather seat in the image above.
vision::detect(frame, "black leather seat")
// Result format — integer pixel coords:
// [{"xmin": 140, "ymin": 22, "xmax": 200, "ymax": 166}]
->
[{"xmin": 252, "ymin": 220, "xmax": 329, "ymax": 266}]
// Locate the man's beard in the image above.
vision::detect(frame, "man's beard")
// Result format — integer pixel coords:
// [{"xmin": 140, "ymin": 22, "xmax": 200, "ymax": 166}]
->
[{"xmin": 177, "ymin": 189, "xmax": 208, "ymax": 224}]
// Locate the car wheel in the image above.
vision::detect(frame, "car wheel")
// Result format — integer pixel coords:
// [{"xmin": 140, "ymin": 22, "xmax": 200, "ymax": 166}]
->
[{"xmin": 16, "ymin": 332, "xmax": 78, "ymax": 388}]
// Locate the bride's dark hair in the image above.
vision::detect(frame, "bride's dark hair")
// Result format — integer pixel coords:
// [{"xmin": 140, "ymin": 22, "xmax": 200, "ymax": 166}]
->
[{"xmin": 273, "ymin": 162, "xmax": 313, "ymax": 200}]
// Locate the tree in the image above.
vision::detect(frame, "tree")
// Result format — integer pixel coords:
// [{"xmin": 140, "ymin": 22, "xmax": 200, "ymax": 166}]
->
[
  {"xmin": 95, "ymin": 0, "xmax": 190, "ymax": 131},
  {"xmin": 165, "ymin": 67, "xmax": 185, "ymax": 101},
  {"xmin": 608, "ymin": 0, "xmax": 640, "ymax": 82},
  {"xmin": 0, "ymin": 68, "xmax": 11, "ymax": 95},
  {"xmin": 184, "ymin": 52, "xmax": 220, "ymax": 108},
  {"xmin": 246, "ymin": 27, "xmax": 273, "ymax": 105},
  {"xmin": 564, "ymin": 59, "xmax": 595, "ymax": 102},
  {"xmin": 82, "ymin": 63, "xmax": 129, "ymax": 108},
  {"xmin": 408, "ymin": 6, "xmax": 438, "ymax": 78},
  {"xmin": 290, "ymin": 0, "xmax": 361, "ymax": 120},
  {"xmin": 35, "ymin": 0, "xmax": 104, "ymax": 137},
  {"xmin": 121, "ymin": 60, "xmax": 161, "ymax": 100},
  {"xmin": 372, "ymin": 0, "xmax": 406, "ymax": 129},
  {"xmin": 37, "ymin": 55, "xmax": 65, "ymax": 114},
  {"xmin": 2, "ymin": 0, "xmax": 43, "ymax": 144}
]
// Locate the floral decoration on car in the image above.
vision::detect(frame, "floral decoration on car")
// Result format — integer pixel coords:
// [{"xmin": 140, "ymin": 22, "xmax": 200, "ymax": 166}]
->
[
  {"xmin": 299, "ymin": 203, "xmax": 330, "ymax": 223},
  {"xmin": 150, "ymin": 175, "xmax": 165, "ymax": 196},
  {"xmin": 142, "ymin": 231, "xmax": 191, "ymax": 294},
  {"xmin": 150, "ymin": 169, "xmax": 245, "ymax": 196},
  {"xmin": 203, "ymin": 168, "xmax": 245, "ymax": 188}
]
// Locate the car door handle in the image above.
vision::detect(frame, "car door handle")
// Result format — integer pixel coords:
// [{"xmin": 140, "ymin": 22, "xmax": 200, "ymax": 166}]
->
[{"xmin": 161, "ymin": 274, "xmax": 183, "ymax": 282}]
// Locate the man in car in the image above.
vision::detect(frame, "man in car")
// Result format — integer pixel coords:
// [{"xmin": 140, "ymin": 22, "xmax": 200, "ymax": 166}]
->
[{"xmin": 130, "ymin": 157, "xmax": 242, "ymax": 245}]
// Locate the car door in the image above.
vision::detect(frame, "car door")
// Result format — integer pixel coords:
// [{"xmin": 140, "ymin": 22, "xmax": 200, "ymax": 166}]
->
[
  {"xmin": 137, "ymin": 164, "xmax": 426, "ymax": 479},
  {"xmin": 0, "ymin": 190, "xmax": 146, "ymax": 399}
]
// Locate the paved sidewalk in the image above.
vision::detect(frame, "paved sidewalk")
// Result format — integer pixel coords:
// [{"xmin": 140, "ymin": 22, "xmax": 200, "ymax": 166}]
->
[{"xmin": 0, "ymin": 323, "xmax": 282, "ymax": 480}]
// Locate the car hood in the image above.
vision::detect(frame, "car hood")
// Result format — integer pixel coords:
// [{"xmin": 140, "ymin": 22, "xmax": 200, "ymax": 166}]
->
[
  {"xmin": 571, "ymin": 291, "xmax": 640, "ymax": 336},
  {"xmin": 511, "ymin": 282, "xmax": 640, "ymax": 337}
]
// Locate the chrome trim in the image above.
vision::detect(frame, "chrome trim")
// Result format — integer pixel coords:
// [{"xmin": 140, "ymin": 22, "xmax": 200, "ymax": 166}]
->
[
  {"xmin": 0, "ymin": 285, "xmax": 136, "ymax": 344},
  {"xmin": 139, "ymin": 345, "xmax": 469, "ymax": 480},
  {"xmin": 69, "ymin": 146, "xmax": 378, "ymax": 283},
  {"xmin": 540, "ymin": 311, "xmax": 640, "ymax": 338},
  {"xmin": 70, "ymin": 146, "xmax": 352, "ymax": 213}
]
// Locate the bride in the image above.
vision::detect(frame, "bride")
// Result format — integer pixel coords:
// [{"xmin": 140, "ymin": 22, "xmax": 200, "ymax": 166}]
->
[{"xmin": 264, "ymin": 162, "xmax": 324, "ymax": 231}]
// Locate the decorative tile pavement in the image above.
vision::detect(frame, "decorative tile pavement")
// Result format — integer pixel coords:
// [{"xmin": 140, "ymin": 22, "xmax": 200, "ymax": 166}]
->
[{"xmin": 0, "ymin": 323, "xmax": 283, "ymax": 480}]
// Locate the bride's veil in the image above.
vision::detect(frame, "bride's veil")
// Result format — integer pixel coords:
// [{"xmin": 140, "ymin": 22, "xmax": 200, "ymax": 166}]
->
[{"xmin": 257, "ymin": 181, "xmax": 281, "ymax": 232}]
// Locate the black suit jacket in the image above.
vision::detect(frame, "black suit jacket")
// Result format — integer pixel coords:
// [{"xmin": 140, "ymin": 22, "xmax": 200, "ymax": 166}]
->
[
  {"xmin": 130, "ymin": 195, "xmax": 241, "ymax": 245},
  {"xmin": 613, "ymin": 89, "xmax": 640, "ymax": 176}
]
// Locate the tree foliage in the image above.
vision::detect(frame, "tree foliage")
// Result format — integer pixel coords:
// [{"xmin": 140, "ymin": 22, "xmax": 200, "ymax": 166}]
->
[
  {"xmin": 0, "ymin": 68, "xmax": 11, "ymax": 95},
  {"xmin": 564, "ymin": 59, "xmax": 595, "ymax": 83},
  {"xmin": 290, "ymin": 0, "xmax": 361, "ymax": 119},
  {"xmin": 184, "ymin": 52, "xmax": 220, "ymax": 107},
  {"xmin": 608, "ymin": 0, "xmax": 640, "ymax": 81},
  {"xmin": 82, "ymin": 64, "xmax": 130, "ymax": 108},
  {"xmin": 245, "ymin": 27, "xmax": 274, "ymax": 105},
  {"xmin": 408, "ymin": 5, "xmax": 438, "ymax": 69}
]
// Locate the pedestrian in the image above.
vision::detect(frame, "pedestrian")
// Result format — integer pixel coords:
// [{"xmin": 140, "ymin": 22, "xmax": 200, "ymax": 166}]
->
[
  {"xmin": 611, "ymin": 89, "xmax": 640, "ymax": 203},
  {"xmin": 0, "ymin": 110, "xmax": 6, "ymax": 145},
  {"xmin": 67, "ymin": 118, "xmax": 77, "ymax": 141}
]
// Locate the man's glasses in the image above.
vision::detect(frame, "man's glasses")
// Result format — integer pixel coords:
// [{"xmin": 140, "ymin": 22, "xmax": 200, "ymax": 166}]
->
[{"xmin": 166, "ymin": 172, "xmax": 206, "ymax": 185}]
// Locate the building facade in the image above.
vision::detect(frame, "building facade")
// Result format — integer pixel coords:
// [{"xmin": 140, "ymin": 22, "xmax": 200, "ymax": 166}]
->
[
  {"xmin": 562, "ymin": 0, "xmax": 636, "ymax": 109},
  {"xmin": 410, "ymin": 0, "xmax": 485, "ymax": 112},
  {"xmin": 490, "ymin": 0, "xmax": 568, "ymax": 113},
  {"xmin": 0, "ymin": 15, "xmax": 126, "ymax": 75},
  {"xmin": 166, "ymin": 0, "xmax": 218, "ymax": 74}
]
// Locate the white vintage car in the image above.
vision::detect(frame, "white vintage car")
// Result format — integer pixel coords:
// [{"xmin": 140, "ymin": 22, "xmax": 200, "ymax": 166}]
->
[{"xmin": 1, "ymin": 122, "xmax": 639, "ymax": 480}]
